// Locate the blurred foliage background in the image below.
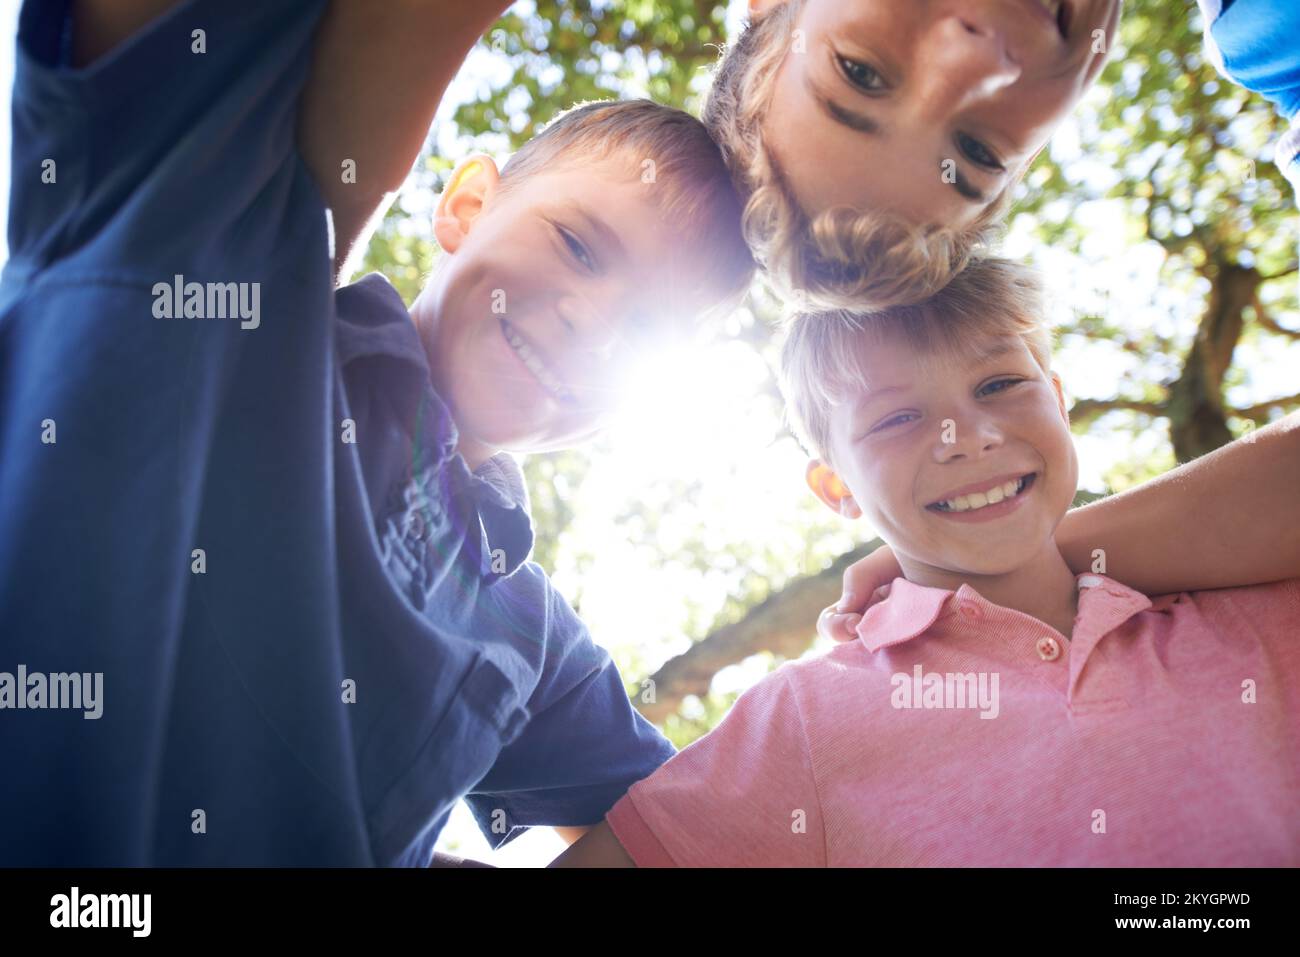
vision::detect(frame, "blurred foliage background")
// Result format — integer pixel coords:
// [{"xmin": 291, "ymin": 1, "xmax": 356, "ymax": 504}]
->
[{"xmin": 359, "ymin": 0, "xmax": 1300, "ymax": 754}]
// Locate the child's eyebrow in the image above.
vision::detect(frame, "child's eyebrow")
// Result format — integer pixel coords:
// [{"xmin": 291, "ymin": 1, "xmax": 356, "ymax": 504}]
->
[
  {"xmin": 803, "ymin": 73, "xmax": 989, "ymax": 205},
  {"xmin": 847, "ymin": 341, "xmax": 1025, "ymax": 412},
  {"xmin": 970, "ymin": 339, "xmax": 1025, "ymax": 363},
  {"xmin": 850, "ymin": 384, "xmax": 908, "ymax": 413},
  {"xmin": 559, "ymin": 201, "xmax": 626, "ymax": 262}
]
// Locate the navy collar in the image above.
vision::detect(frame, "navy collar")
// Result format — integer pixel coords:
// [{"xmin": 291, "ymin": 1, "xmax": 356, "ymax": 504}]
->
[{"xmin": 336, "ymin": 273, "xmax": 535, "ymax": 580}]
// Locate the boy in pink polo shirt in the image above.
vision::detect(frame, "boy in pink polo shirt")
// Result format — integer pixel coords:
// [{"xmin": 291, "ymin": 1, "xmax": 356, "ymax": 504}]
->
[{"xmin": 552, "ymin": 257, "xmax": 1300, "ymax": 867}]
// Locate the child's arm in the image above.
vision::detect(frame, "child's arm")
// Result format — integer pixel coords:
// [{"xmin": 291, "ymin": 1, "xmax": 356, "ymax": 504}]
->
[
  {"xmin": 1055, "ymin": 413, "xmax": 1300, "ymax": 594},
  {"xmin": 553, "ymin": 826, "xmax": 591, "ymax": 845},
  {"xmin": 549, "ymin": 820, "xmax": 636, "ymax": 867},
  {"xmin": 297, "ymin": 0, "xmax": 513, "ymax": 284}
]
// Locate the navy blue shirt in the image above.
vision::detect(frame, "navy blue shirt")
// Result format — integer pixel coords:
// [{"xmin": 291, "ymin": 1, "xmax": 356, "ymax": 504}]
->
[{"xmin": 0, "ymin": 0, "xmax": 674, "ymax": 865}]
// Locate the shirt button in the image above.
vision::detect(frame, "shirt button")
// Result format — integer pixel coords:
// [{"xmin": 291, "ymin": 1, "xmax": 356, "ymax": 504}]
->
[
  {"xmin": 959, "ymin": 601, "xmax": 982, "ymax": 620},
  {"xmin": 405, "ymin": 510, "xmax": 430, "ymax": 543},
  {"xmin": 1036, "ymin": 636, "xmax": 1062, "ymax": 661},
  {"xmin": 1078, "ymin": 575, "xmax": 1104, "ymax": 589}
]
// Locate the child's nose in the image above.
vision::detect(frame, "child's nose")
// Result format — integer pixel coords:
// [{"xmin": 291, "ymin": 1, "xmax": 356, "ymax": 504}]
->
[
  {"xmin": 915, "ymin": 17, "xmax": 1021, "ymax": 117},
  {"xmin": 933, "ymin": 414, "xmax": 1005, "ymax": 462}
]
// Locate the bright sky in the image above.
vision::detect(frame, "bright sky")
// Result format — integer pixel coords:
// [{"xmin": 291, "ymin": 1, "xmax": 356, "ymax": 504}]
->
[{"xmin": 0, "ymin": 0, "xmax": 1294, "ymax": 869}]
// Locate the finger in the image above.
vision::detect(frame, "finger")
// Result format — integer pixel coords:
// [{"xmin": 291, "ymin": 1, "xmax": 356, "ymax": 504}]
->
[
  {"xmin": 818, "ymin": 605, "xmax": 852, "ymax": 642},
  {"xmin": 836, "ymin": 565, "xmax": 864, "ymax": 612},
  {"xmin": 817, "ymin": 604, "xmax": 838, "ymax": 640},
  {"xmin": 823, "ymin": 612, "xmax": 860, "ymax": 643}
]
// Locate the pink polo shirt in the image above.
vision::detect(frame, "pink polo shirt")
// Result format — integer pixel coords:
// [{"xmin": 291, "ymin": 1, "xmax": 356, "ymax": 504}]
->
[{"xmin": 606, "ymin": 574, "xmax": 1300, "ymax": 866}]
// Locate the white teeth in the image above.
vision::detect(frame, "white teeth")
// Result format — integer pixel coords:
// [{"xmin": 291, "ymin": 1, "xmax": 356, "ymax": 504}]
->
[
  {"xmin": 503, "ymin": 322, "xmax": 573, "ymax": 401},
  {"xmin": 934, "ymin": 476, "xmax": 1030, "ymax": 513}
]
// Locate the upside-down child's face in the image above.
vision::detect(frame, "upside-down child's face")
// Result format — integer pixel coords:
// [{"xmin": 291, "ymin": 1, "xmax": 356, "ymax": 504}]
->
[
  {"xmin": 416, "ymin": 153, "xmax": 723, "ymax": 464},
  {"xmin": 808, "ymin": 328, "xmax": 1079, "ymax": 581},
  {"xmin": 755, "ymin": 0, "xmax": 1121, "ymax": 230}
]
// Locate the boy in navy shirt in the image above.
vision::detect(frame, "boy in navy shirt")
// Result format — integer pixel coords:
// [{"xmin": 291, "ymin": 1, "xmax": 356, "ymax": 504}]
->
[{"xmin": 0, "ymin": 0, "xmax": 751, "ymax": 865}]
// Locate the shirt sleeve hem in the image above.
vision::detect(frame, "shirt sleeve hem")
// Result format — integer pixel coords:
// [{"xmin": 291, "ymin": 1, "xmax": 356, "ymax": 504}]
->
[{"xmin": 605, "ymin": 791, "xmax": 680, "ymax": 868}]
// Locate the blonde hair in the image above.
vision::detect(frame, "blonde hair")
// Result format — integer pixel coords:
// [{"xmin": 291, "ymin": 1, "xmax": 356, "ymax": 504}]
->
[
  {"xmin": 497, "ymin": 99, "xmax": 755, "ymax": 323},
  {"xmin": 778, "ymin": 257, "xmax": 1053, "ymax": 468},
  {"xmin": 702, "ymin": 0, "xmax": 1013, "ymax": 312}
]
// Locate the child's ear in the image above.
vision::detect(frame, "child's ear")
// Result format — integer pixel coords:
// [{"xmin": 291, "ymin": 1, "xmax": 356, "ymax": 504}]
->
[
  {"xmin": 434, "ymin": 154, "xmax": 500, "ymax": 253},
  {"xmin": 1049, "ymin": 371, "xmax": 1070, "ymax": 426},
  {"xmin": 806, "ymin": 460, "xmax": 861, "ymax": 519}
]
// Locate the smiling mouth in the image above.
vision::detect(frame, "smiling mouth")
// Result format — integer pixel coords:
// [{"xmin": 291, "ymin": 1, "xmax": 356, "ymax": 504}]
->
[
  {"xmin": 499, "ymin": 317, "xmax": 576, "ymax": 404},
  {"xmin": 927, "ymin": 473, "xmax": 1037, "ymax": 513}
]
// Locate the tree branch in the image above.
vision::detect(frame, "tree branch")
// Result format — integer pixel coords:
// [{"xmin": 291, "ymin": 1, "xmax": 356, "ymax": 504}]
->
[
  {"xmin": 1253, "ymin": 299, "xmax": 1300, "ymax": 340},
  {"xmin": 1068, "ymin": 397, "xmax": 1167, "ymax": 425},
  {"xmin": 1259, "ymin": 262, "xmax": 1300, "ymax": 283},
  {"xmin": 636, "ymin": 538, "xmax": 884, "ymax": 723},
  {"xmin": 1231, "ymin": 392, "xmax": 1300, "ymax": 419}
]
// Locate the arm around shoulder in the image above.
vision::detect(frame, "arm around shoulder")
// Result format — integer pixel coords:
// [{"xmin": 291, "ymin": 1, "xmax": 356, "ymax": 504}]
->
[{"xmin": 1057, "ymin": 413, "xmax": 1300, "ymax": 594}]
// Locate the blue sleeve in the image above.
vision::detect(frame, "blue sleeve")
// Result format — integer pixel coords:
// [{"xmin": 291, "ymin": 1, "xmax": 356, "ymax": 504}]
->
[
  {"xmin": 1205, "ymin": 0, "xmax": 1300, "ymax": 117},
  {"xmin": 462, "ymin": 563, "xmax": 677, "ymax": 850},
  {"xmin": 1201, "ymin": 0, "xmax": 1300, "ymax": 197}
]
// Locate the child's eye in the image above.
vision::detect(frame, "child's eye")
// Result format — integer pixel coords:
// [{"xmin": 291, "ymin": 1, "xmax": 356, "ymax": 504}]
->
[
  {"xmin": 978, "ymin": 377, "xmax": 1022, "ymax": 397},
  {"xmin": 956, "ymin": 133, "xmax": 1004, "ymax": 172},
  {"xmin": 556, "ymin": 225, "xmax": 595, "ymax": 272},
  {"xmin": 836, "ymin": 55, "xmax": 888, "ymax": 93},
  {"xmin": 870, "ymin": 411, "xmax": 919, "ymax": 434}
]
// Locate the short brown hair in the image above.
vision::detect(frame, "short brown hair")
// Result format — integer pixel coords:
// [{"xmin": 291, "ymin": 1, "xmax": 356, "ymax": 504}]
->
[
  {"xmin": 778, "ymin": 258, "xmax": 1053, "ymax": 468},
  {"xmin": 702, "ymin": 0, "xmax": 1013, "ymax": 313},
  {"xmin": 497, "ymin": 99, "xmax": 756, "ymax": 323}
]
